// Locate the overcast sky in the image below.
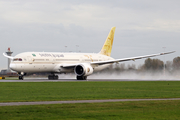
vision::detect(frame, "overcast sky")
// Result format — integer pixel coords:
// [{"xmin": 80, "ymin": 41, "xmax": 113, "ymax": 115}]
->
[{"xmin": 0, "ymin": 0, "xmax": 179, "ymax": 70}]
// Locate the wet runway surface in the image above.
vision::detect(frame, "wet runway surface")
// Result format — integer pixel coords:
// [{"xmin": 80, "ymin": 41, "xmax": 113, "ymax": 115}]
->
[
  {"xmin": 1, "ymin": 78, "xmax": 180, "ymax": 82},
  {"xmin": 1, "ymin": 98, "xmax": 180, "ymax": 106}
]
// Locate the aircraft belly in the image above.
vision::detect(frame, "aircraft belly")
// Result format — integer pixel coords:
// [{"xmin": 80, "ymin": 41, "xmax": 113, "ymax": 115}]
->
[
  {"xmin": 60, "ymin": 67, "xmax": 74, "ymax": 73},
  {"xmin": 94, "ymin": 64, "xmax": 111, "ymax": 72},
  {"xmin": 15, "ymin": 63, "xmax": 56, "ymax": 73}
]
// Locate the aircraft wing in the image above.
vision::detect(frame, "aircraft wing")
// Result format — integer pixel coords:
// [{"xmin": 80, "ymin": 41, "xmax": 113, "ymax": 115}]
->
[
  {"xmin": 90, "ymin": 51, "xmax": 175, "ymax": 66},
  {"xmin": 62, "ymin": 64, "xmax": 78, "ymax": 68},
  {"xmin": 3, "ymin": 53, "xmax": 14, "ymax": 59},
  {"xmin": 61, "ymin": 51, "xmax": 175, "ymax": 68}
]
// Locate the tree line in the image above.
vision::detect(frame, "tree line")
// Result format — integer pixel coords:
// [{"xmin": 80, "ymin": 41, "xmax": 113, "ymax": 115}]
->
[{"xmin": 99, "ymin": 56, "xmax": 180, "ymax": 74}]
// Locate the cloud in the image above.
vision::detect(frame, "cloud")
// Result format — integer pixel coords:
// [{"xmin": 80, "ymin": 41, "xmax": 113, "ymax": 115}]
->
[
  {"xmin": 1, "ymin": 0, "xmax": 180, "ymax": 32},
  {"xmin": 0, "ymin": 0, "xmax": 179, "ymax": 70}
]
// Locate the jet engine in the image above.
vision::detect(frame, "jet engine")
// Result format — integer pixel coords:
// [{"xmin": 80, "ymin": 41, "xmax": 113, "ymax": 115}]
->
[{"xmin": 74, "ymin": 64, "xmax": 93, "ymax": 76}]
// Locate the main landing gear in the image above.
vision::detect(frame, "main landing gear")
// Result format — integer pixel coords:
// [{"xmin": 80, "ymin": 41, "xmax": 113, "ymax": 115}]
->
[
  {"xmin": 48, "ymin": 74, "xmax": 59, "ymax": 80},
  {"xmin": 19, "ymin": 75, "xmax": 24, "ymax": 80},
  {"xmin": 76, "ymin": 76, "xmax": 87, "ymax": 80}
]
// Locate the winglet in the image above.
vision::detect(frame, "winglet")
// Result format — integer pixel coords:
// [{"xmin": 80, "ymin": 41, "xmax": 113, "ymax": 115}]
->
[
  {"xmin": 99, "ymin": 27, "xmax": 116, "ymax": 56},
  {"xmin": 3, "ymin": 53, "xmax": 14, "ymax": 59},
  {"xmin": 160, "ymin": 51, "xmax": 176, "ymax": 55}
]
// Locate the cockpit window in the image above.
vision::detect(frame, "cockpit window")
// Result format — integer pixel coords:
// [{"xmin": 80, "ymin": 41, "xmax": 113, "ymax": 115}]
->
[{"xmin": 13, "ymin": 58, "xmax": 22, "ymax": 61}]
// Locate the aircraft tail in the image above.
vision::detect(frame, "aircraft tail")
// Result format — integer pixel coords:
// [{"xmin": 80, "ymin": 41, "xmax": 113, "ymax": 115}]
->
[{"xmin": 99, "ymin": 27, "xmax": 116, "ymax": 56}]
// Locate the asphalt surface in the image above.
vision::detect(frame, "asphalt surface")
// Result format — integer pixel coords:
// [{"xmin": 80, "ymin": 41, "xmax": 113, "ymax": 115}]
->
[
  {"xmin": 1, "ymin": 78, "xmax": 180, "ymax": 82},
  {"xmin": 1, "ymin": 98, "xmax": 180, "ymax": 106}
]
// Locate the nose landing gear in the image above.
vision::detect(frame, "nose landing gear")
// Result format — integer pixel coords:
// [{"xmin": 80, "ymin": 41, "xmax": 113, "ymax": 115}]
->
[{"xmin": 18, "ymin": 72, "xmax": 26, "ymax": 80}]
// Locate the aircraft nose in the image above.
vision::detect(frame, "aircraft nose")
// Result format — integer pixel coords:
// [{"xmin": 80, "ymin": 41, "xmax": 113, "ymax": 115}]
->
[{"xmin": 10, "ymin": 63, "xmax": 16, "ymax": 71}]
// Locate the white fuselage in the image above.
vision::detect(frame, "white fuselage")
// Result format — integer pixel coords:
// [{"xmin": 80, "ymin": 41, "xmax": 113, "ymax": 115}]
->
[{"xmin": 10, "ymin": 52, "xmax": 114, "ymax": 73}]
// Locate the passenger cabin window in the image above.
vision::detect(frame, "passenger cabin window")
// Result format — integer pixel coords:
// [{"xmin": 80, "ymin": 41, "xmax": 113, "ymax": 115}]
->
[
  {"xmin": 34, "ymin": 59, "xmax": 44, "ymax": 61},
  {"xmin": 13, "ymin": 58, "xmax": 22, "ymax": 61}
]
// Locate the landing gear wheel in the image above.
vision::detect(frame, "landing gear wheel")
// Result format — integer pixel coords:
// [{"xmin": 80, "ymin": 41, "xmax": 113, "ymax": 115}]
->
[
  {"xmin": 18, "ymin": 72, "xmax": 26, "ymax": 80},
  {"xmin": 76, "ymin": 76, "xmax": 87, "ymax": 80},
  {"xmin": 19, "ymin": 76, "xmax": 24, "ymax": 80},
  {"xmin": 48, "ymin": 75, "xmax": 59, "ymax": 80}
]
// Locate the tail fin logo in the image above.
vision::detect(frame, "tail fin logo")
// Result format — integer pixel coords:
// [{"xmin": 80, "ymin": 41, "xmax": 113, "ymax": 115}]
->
[{"xmin": 99, "ymin": 27, "xmax": 116, "ymax": 56}]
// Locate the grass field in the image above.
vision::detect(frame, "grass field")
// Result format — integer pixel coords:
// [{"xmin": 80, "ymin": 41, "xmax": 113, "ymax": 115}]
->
[
  {"xmin": 0, "ymin": 77, "xmax": 18, "ymax": 80},
  {"xmin": 0, "ymin": 100, "xmax": 180, "ymax": 120},
  {"xmin": 0, "ymin": 81, "xmax": 180, "ymax": 102},
  {"xmin": 5, "ymin": 77, "xmax": 19, "ymax": 80},
  {"xmin": 0, "ymin": 81, "xmax": 180, "ymax": 119}
]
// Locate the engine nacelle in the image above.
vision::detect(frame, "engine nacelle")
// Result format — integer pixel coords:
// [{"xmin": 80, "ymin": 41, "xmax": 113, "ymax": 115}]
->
[{"xmin": 74, "ymin": 64, "xmax": 93, "ymax": 76}]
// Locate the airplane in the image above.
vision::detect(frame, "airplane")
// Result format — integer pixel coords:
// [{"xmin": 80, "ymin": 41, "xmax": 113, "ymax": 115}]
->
[{"xmin": 3, "ymin": 27, "xmax": 175, "ymax": 80}]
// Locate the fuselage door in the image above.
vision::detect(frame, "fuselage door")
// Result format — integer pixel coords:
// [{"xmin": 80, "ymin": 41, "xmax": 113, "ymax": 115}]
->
[
  {"xmin": 52, "ymin": 58, "xmax": 55, "ymax": 64},
  {"xmin": 80, "ymin": 56, "xmax": 84, "ymax": 63},
  {"xmin": 27, "ymin": 56, "xmax": 33, "ymax": 64},
  {"xmin": 98, "ymin": 56, "xmax": 101, "ymax": 61}
]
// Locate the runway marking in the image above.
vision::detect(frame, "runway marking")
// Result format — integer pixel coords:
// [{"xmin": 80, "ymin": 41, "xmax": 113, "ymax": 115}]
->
[{"xmin": 1, "ymin": 98, "xmax": 180, "ymax": 106}]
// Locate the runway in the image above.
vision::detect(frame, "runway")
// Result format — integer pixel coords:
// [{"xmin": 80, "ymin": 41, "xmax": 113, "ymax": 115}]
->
[
  {"xmin": 1, "ymin": 98, "xmax": 180, "ymax": 106},
  {"xmin": 1, "ymin": 78, "xmax": 180, "ymax": 82}
]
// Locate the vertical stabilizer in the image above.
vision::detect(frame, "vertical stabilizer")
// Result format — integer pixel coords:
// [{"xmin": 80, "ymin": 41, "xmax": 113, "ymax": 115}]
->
[{"xmin": 99, "ymin": 27, "xmax": 116, "ymax": 56}]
